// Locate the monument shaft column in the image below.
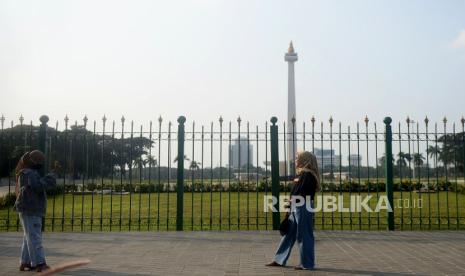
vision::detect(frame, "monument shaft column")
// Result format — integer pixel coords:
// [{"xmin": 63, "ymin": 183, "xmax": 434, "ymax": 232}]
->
[{"xmin": 285, "ymin": 41, "xmax": 298, "ymax": 175}]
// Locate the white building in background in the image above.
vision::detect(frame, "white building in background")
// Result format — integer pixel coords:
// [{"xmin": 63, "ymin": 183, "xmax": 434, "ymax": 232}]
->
[
  {"xmin": 229, "ymin": 136, "xmax": 253, "ymax": 169},
  {"xmin": 234, "ymin": 172, "xmax": 261, "ymax": 181},
  {"xmin": 285, "ymin": 41, "xmax": 298, "ymax": 174},
  {"xmin": 263, "ymin": 161, "xmax": 290, "ymax": 177},
  {"xmin": 313, "ymin": 148, "xmax": 341, "ymax": 169},
  {"xmin": 348, "ymin": 154, "xmax": 362, "ymax": 167}
]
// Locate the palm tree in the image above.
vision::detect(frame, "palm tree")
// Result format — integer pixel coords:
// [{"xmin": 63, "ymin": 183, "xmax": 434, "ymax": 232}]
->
[
  {"xmin": 144, "ymin": 155, "xmax": 157, "ymax": 179},
  {"xmin": 378, "ymin": 154, "xmax": 394, "ymax": 167},
  {"xmin": 396, "ymin": 152, "xmax": 411, "ymax": 176},
  {"xmin": 427, "ymin": 145, "xmax": 440, "ymax": 171},
  {"xmin": 188, "ymin": 160, "xmax": 201, "ymax": 191},
  {"xmin": 413, "ymin": 153, "xmax": 425, "ymax": 167},
  {"xmin": 189, "ymin": 160, "xmax": 201, "ymax": 171},
  {"xmin": 173, "ymin": 155, "xmax": 190, "ymax": 163},
  {"xmin": 427, "ymin": 145, "xmax": 440, "ymax": 159},
  {"xmin": 132, "ymin": 156, "xmax": 147, "ymax": 170},
  {"xmin": 412, "ymin": 153, "xmax": 425, "ymax": 178},
  {"xmin": 147, "ymin": 155, "xmax": 157, "ymax": 167},
  {"xmin": 396, "ymin": 152, "xmax": 411, "ymax": 167},
  {"xmin": 132, "ymin": 156, "xmax": 148, "ymax": 179}
]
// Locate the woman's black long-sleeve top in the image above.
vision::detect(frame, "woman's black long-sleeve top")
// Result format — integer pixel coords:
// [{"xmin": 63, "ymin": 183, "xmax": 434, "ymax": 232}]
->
[{"xmin": 290, "ymin": 171, "xmax": 317, "ymax": 201}]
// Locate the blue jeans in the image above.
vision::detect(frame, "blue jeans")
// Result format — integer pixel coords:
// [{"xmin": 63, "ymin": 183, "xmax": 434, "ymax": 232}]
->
[
  {"xmin": 273, "ymin": 205, "xmax": 315, "ymax": 269},
  {"xmin": 19, "ymin": 213, "xmax": 46, "ymax": 266}
]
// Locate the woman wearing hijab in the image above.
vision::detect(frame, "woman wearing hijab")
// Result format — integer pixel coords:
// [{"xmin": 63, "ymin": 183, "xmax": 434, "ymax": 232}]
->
[
  {"xmin": 14, "ymin": 150, "xmax": 57, "ymax": 272},
  {"xmin": 266, "ymin": 151, "xmax": 320, "ymax": 270}
]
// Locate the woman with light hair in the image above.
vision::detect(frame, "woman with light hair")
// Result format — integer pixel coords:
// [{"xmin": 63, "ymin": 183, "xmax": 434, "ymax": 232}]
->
[{"xmin": 266, "ymin": 150, "xmax": 320, "ymax": 270}]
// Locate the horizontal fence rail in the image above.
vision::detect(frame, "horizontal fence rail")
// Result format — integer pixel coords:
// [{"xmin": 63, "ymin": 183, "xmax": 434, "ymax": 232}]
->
[{"xmin": 0, "ymin": 114, "xmax": 464, "ymax": 231}]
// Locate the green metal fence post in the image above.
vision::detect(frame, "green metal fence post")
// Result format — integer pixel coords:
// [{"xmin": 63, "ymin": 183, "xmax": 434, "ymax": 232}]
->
[
  {"xmin": 38, "ymin": 115, "xmax": 48, "ymax": 231},
  {"xmin": 384, "ymin": 117, "xmax": 395, "ymax": 230},
  {"xmin": 38, "ymin": 115, "xmax": 49, "ymax": 177},
  {"xmin": 270, "ymin": 117, "xmax": 280, "ymax": 230},
  {"xmin": 176, "ymin": 116, "xmax": 186, "ymax": 231}
]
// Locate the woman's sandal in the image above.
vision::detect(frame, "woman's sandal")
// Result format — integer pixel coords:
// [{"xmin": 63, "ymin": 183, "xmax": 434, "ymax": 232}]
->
[
  {"xmin": 19, "ymin": 263, "xmax": 35, "ymax": 271},
  {"xmin": 266, "ymin": 261, "xmax": 283, "ymax": 267},
  {"xmin": 294, "ymin": 265, "xmax": 314, "ymax": 270},
  {"xmin": 36, "ymin": 263, "xmax": 51, "ymax": 272}
]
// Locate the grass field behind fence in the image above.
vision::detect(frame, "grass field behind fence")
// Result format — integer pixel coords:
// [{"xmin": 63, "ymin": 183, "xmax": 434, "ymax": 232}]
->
[{"xmin": 1, "ymin": 191, "xmax": 464, "ymax": 231}]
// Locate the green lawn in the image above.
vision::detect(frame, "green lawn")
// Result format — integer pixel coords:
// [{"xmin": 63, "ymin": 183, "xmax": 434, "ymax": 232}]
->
[{"xmin": 1, "ymin": 191, "xmax": 464, "ymax": 231}]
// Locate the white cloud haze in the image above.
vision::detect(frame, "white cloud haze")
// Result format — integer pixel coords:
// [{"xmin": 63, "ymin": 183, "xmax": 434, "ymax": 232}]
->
[{"xmin": 1, "ymin": 0, "xmax": 464, "ymax": 127}]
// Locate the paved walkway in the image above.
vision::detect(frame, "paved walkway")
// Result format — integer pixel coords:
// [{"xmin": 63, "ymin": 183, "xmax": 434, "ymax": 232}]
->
[{"xmin": 1, "ymin": 231, "xmax": 464, "ymax": 275}]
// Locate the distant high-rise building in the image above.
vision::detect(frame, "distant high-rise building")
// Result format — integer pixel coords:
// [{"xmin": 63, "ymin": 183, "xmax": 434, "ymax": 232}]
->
[
  {"xmin": 348, "ymin": 154, "xmax": 362, "ymax": 167},
  {"xmin": 313, "ymin": 148, "xmax": 341, "ymax": 169},
  {"xmin": 377, "ymin": 157, "xmax": 384, "ymax": 167},
  {"xmin": 229, "ymin": 136, "xmax": 253, "ymax": 168}
]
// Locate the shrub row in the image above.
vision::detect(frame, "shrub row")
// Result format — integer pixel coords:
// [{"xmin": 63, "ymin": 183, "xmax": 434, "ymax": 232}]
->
[
  {"xmin": 0, "ymin": 193, "xmax": 16, "ymax": 209},
  {"xmin": 45, "ymin": 179, "xmax": 462, "ymax": 194},
  {"xmin": 1, "ymin": 180, "xmax": 463, "ymax": 209},
  {"xmin": 321, "ymin": 180, "xmax": 455, "ymax": 193}
]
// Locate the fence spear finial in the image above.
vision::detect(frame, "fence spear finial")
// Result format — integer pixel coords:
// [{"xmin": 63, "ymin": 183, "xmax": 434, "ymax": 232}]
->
[
  {"xmin": 424, "ymin": 116, "xmax": 429, "ymax": 125},
  {"xmin": 19, "ymin": 114, "xmax": 24, "ymax": 125}
]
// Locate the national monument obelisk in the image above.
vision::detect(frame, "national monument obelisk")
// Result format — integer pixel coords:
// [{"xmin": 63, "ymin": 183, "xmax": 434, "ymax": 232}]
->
[{"xmin": 285, "ymin": 41, "xmax": 298, "ymax": 175}]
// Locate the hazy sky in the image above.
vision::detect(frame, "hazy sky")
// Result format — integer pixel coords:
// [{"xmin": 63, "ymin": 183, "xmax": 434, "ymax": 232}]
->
[{"xmin": 1, "ymin": 0, "xmax": 464, "ymax": 129}]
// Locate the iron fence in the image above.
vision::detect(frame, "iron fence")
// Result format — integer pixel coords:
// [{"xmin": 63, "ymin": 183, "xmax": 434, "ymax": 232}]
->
[{"xmin": 0, "ymin": 114, "xmax": 464, "ymax": 231}]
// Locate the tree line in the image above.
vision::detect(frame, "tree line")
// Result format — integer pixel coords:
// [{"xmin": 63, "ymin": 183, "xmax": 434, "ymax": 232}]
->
[{"xmin": 0, "ymin": 124, "xmax": 464, "ymax": 179}]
